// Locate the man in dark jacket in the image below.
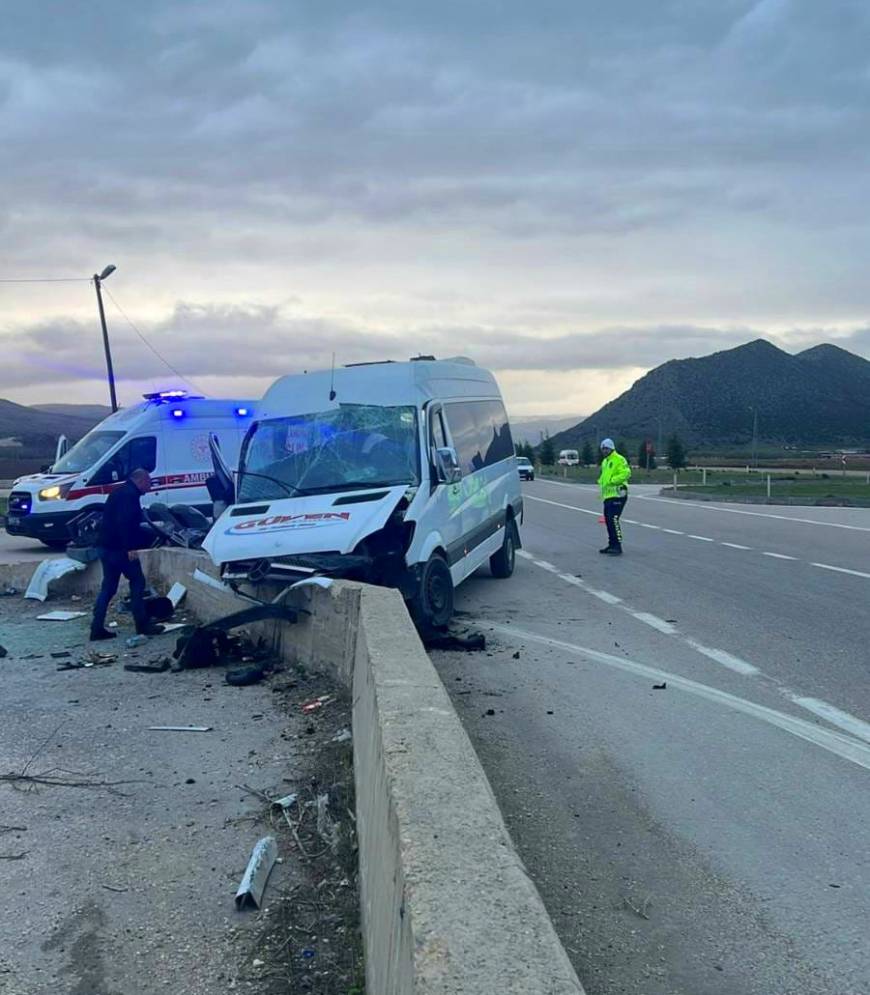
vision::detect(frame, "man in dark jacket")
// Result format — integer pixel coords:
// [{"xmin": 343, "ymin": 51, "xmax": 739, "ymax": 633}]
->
[{"xmin": 90, "ymin": 468, "xmax": 163, "ymax": 641}]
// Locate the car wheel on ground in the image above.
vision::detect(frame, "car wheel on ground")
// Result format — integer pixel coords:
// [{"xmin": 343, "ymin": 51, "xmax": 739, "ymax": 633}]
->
[
  {"xmin": 490, "ymin": 517, "xmax": 517, "ymax": 578},
  {"xmin": 40, "ymin": 540, "xmax": 68, "ymax": 550},
  {"xmin": 410, "ymin": 552, "xmax": 454, "ymax": 632}
]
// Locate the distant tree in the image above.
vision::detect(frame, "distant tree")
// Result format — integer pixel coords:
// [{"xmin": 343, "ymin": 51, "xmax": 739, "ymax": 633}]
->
[
  {"xmin": 666, "ymin": 434, "xmax": 688, "ymax": 470},
  {"xmin": 539, "ymin": 431, "xmax": 555, "ymax": 466},
  {"xmin": 581, "ymin": 440, "xmax": 595, "ymax": 467},
  {"xmin": 515, "ymin": 440, "xmax": 534, "ymax": 460},
  {"xmin": 638, "ymin": 440, "xmax": 657, "ymax": 471},
  {"xmin": 616, "ymin": 439, "xmax": 629, "ymax": 459}
]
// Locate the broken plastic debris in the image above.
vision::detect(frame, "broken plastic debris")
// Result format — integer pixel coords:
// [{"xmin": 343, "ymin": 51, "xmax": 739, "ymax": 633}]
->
[
  {"xmin": 192, "ymin": 568, "xmax": 232, "ymax": 593},
  {"xmin": 25, "ymin": 557, "xmax": 87, "ymax": 602},
  {"xmin": 652, "ymin": 682, "xmax": 667, "ymax": 690},
  {"xmin": 167, "ymin": 582, "xmax": 187, "ymax": 608},
  {"xmin": 271, "ymin": 793, "xmax": 298, "ymax": 810},
  {"xmin": 289, "ymin": 577, "xmax": 333, "ymax": 590},
  {"xmin": 235, "ymin": 836, "xmax": 278, "ymax": 911},
  {"xmin": 36, "ymin": 610, "xmax": 87, "ymax": 621},
  {"xmin": 331, "ymin": 728, "xmax": 352, "ymax": 743},
  {"xmin": 301, "ymin": 695, "xmax": 335, "ymax": 714}
]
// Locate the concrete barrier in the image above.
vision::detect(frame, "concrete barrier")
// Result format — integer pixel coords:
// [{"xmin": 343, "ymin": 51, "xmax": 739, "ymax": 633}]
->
[{"xmin": 2, "ymin": 548, "xmax": 586, "ymax": 994}]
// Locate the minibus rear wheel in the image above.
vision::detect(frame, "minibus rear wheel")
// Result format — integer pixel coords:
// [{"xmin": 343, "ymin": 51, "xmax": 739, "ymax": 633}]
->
[
  {"xmin": 410, "ymin": 553, "xmax": 454, "ymax": 632},
  {"xmin": 489, "ymin": 516, "xmax": 517, "ymax": 578}
]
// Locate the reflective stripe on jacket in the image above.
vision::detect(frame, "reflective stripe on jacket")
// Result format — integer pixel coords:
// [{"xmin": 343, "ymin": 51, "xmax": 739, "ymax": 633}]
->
[{"xmin": 598, "ymin": 451, "xmax": 631, "ymax": 500}]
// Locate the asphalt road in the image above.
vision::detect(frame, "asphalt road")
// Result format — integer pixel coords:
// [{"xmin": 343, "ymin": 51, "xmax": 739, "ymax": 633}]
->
[
  {"xmin": 431, "ymin": 480, "xmax": 870, "ymax": 995},
  {"xmin": 0, "ymin": 529, "xmax": 56, "ymax": 564}
]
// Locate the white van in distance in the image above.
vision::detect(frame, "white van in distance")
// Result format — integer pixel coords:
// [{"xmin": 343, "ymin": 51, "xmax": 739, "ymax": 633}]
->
[
  {"xmin": 5, "ymin": 392, "xmax": 253, "ymax": 547},
  {"xmin": 558, "ymin": 449, "xmax": 580, "ymax": 466},
  {"xmin": 203, "ymin": 358, "xmax": 523, "ymax": 630}
]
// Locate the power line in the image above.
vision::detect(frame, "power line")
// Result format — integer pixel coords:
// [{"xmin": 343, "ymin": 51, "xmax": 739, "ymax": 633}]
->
[
  {"xmin": 0, "ymin": 277, "xmax": 90, "ymax": 283},
  {"xmin": 101, "ymin": 285, "xmax": 203, "ymax": 394}
]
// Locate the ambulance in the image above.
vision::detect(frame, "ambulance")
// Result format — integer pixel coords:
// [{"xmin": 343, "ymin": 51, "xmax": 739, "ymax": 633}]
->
[
  {"xmin": 5, "ymin": 392, "xmax": 253, "ymax": 547},
  {"xmin": 203, "ymin": 358, "xmax": 523, "ymax": 630}
]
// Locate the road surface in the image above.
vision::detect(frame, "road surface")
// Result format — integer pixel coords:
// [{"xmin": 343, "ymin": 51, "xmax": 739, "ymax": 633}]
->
[
  {"xmin": 0, "ymin": 529, "xmax": 56, "ymax": 564},
  {"xmin": 431, "ymin": 481, "xmax": 870, "ymax": 995}
]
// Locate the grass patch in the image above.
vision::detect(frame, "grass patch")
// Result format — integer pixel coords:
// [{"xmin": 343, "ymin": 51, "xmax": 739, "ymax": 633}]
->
[{"xmin": 683, "ymin": 478, "xmax": 870, "ymax": 500}]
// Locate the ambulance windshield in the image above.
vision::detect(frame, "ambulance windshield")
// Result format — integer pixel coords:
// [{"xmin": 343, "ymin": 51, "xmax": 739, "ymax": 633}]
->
[
  {"xmin": 53, "ymin": 431, "xmax": 125, "ymax": 474},
  {"xmin": 238, "ymin": 404, "xmax": 419, "ymax": 502}
]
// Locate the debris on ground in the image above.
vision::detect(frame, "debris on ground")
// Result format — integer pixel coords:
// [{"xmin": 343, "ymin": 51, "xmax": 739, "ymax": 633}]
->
[
  {"xmin": 173, "ymin": 604, "xmax": 298, "ymax": 670},
  {"xmin": 167, "ymin": 582, "xmax": 187, "ymax": 608},
  {"xmin": 331, "ymin": 728, "xmax": 352, "ymax": 743},
  {"xmin": 226, "ymin": 664, "xmax": 267, "ymax": 687},
  {"xmin": 24, "ymin": 557, "xmax": 87, "ymax": 602},
  {"xmin": 652, "ymin": 682, "xmax": 667, "ymax": 690},
  {"xmin": 126, "ymin": 634, "xmax": 149, "ymax": 648},
  {"xmin": 1, "ymin": 586, "xmax": 18, "ymax": 597},
  {"xmin": 0, "ymin": 645, "xmax": 7, "ymax": 659},
  {"xmin": 424, "ymin": 629, "xmax": 486, "ymax": 651},
  {"xmin": 235, "ymin": 835, "xmax": 279, "ymax": 910},
  {"xmin": 302, "ymin": 694, "xmax": 335, "ymax": 714},
  {"xmin": 148, "ymin": 725, "xmax": 213, "ymax": 732},
  {"xmin": 123, "ymin": 658, "xmax": 171, "ymax": 674},
  {"xmin": 36, "ymin": 610, "xmax": 87, "ymax": 622}
]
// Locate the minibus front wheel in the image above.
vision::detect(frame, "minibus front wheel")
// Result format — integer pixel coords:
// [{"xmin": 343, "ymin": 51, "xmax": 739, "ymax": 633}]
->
[{"xmin": 409, "ymin": 552, "xmax": 454, "ymax": 632}]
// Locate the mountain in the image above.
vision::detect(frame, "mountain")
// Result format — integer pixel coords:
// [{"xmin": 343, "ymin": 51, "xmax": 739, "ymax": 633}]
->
[
  {"xmin": 0, "ymin": 399, "xmax": 105, "ymax": 452},
  {"xmin": 509, "ymin": 413, "xmax": 586, "ymax": 445},
  {"xmin": 548, "ymin": 339, "xmax": 870, "ymax": 451},
  {"xmin": 31, "ymin": 403, "xmax": 113, "ymax": 421}
]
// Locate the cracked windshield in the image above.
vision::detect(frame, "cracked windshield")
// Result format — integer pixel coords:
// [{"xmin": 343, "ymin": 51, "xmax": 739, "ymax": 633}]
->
[{"xmin": 238, "ymin": 404, "xmax": 420, "ymax": 502}]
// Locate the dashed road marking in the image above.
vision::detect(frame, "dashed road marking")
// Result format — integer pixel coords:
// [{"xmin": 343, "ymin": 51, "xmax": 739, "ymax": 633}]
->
[
  {"xmin": 763, "ymin": 551, "xmax": 797, "ymax": 560},
  {"xmin": 790, "ymin": 697, "xmax": 870, "ymax": 745},
  {"xmin": 811, "ymin": 562, "xmax": 870, "ymax": 580},
  {"xmin": 687, "ymin": 535, "xmax": 714, "ymax": 542},
  {"xmin": 631, "ymin": 612, "xmax": 678, "ymax": 634},
  {"xmin": 661, "ymin": 528, "xmax": 684, "ymax": 535},
  {"xmin": 555, "ymin": 574, "xmax": 623, "ymax": 605},
  {"xmin": 684, "ymin": 639, "xmax": 759, "ymax": 676},
  {"xmin": 484, "ymin": 623, "xmax": 870, "ymax": 773},
  {"xmin": 721, "ymin": 542, "xmax": 752, "ymax": 550}
]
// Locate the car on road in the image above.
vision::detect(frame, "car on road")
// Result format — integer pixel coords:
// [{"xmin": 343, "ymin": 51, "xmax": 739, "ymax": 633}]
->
[{"xmin": 516, "ymin": 456, "xmax": 535, "ymax": 480}]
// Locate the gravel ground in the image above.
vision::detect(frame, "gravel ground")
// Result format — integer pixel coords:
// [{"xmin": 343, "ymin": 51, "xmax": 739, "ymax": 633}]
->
[{"xmin": 0, "ymin": 591, "xmax": 360, "ymax": 995}]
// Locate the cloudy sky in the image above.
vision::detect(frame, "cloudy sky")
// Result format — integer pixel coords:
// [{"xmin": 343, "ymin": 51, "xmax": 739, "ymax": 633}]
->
[{"xmin": 2, "ymin": 0, "xmax": 870, "ymax": 418}]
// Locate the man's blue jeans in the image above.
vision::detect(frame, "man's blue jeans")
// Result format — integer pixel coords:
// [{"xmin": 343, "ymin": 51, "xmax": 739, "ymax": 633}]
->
[{"xmin": 91, "ymin": 549, "xmax": 148, "ymax": 634}]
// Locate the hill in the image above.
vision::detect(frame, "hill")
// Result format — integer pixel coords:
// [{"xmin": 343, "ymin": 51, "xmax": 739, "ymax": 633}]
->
[
  {"xmin": 509, "ymin": 413, "xmax": 585, "ymax": 446},
  {"xmin": 548, "ymin": 340, "xmax": 870, "ymax": 452},
  {"xmin": 31, "ymin": 403, "xmax": 113, "ymax": 421},
  {"xmin": 0, "ymin": 399, "xmax": 104, "ymax": 452}
]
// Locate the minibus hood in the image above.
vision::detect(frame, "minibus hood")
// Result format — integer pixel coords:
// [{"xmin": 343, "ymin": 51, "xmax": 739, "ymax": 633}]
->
[{"xmin": 203, "ymin": 485, "xmax": 409, "ymax": 565}]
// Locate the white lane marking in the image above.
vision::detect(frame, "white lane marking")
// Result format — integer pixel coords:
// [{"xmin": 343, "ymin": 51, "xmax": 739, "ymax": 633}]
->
[
  {"xmin": 632, "ymin": 493, "xmax": 870, "ymax": 532},
  {"xmin": 811, "ymin": 562, "xmax": 870, "ymax": 580},
  {"xmin": 534, "ymin": 559, "xmax": 559, "ymax": 573},
  {"xmin": 661, "ymin": 528, "xmax": 684, "ymax": 535},
  {"xmin": 638, "ymin": 523, "xmax": 661, "ymax": 530},
  {"xmin": 684, "ymin": 639, "xmax": 760, "ymax": 676},
  {"xmin": 721, "ymin": 542, "xmax": 752, "ymax": 550},
  {"xmin": 790, "ymin": 697, "xmax": 870, "ymax": 745},
  {"xmin": 557, "ymin": 573, "xmax": 623, "ymax": 604},
  {"xmin": 485, "ymin": 623, "xmax": 870, "ymax": 773},
  {"xmin": 526, "ymin": 495, "xmax": 600, "ymax": 516},
  {"xmin": 687, "ymin": 535, "xmax": 714, "ymax": 542},
  {"xmin": 631, "ymin": 612, "xmax": 678, "ymax": 634},
  {"xmin": 517, "ymin": 549, "xmax": 534, "ymax": 560},
  {"xmin": 762, "ymin": 551, "xmax": 797, "ymax": 560}
]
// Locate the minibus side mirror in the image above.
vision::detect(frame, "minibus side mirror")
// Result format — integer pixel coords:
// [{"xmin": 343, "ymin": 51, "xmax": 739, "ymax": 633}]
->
[{"xmin": 434, "ymin": 446, "xmax": 462, "ymax": 485}]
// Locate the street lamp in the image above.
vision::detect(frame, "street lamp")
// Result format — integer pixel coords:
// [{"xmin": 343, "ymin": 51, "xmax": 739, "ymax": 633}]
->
[{"xmin": 93, "ymin": 264, "xmax": 118, "ymax": 412}]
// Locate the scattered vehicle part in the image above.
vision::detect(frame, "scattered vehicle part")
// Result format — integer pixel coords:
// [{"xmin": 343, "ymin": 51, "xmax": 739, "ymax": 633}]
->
[
  {"xmin": 225, "ymin": 665, "xmax": 266, "ymax": 687},
  {"xmin": 302, "ymin": 695, "xmax": 335, "ymax": 714},
  {"xmin": 167, "ymin": 582, "xmax": 187, "ymax": 608},
  {"xmin": 192, "ymin": 567, "xmax": 233, "ymax": 593},
  {"xmin": 173, "ymin": 604, "xmax": 298, "ymax": 670},
  {"xmin": 331, "ymin": 728, "xmax": 352, "ymax": 743},
  {"xmin": 36, "ymin": 610, "xmax": 87, "ymax": 621},
  {"xmin": 424, "ymin": 630, "xmax": 486, "ymax": 651},
  {"xmin": 653, "ymin": 682, "xmax": 667, "ymax": 690},
  {"xmin": 144, "ymin": 595, "xmax": 175, "ymax": 621},
  {"xmin": 25, "ymin": 557, "xmax": 88, "ymax": 602},
  {"xmin": 271, "ymin": 793, "xmax": 298, "ymax": 810},
  {"xmin": 148, "ymin": 725, "xmax": 213, "ymax": 732},
  {"xmin": 124, "ymin": 659, "xmax": 171, "ymax": 674},
  {"xmin": 235, "ymin": 836, "xmax": 278, "ymax": 910}
]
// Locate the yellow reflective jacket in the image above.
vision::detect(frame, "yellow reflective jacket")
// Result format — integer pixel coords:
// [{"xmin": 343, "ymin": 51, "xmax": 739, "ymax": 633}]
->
[{"xmin": 598, "ymin": 451, "xmax": 631, "ymax": 500}]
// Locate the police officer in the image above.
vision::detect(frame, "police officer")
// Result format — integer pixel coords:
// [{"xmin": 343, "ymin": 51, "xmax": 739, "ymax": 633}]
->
[
  {"xmin": 597, "ymin": 438, "xmax": 631, "ymax": 555},
  {"xmin": 90, "ymin": 468, "xmax": 164, "ymax": 641}
]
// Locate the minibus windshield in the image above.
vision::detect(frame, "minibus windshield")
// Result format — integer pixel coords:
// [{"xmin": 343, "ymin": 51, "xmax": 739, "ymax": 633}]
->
[
  {"xmin": 238, "ymin": 404, "xmax": 420, "ymax": 502},
  {"xmin": 53, "ymin": 431, "xmax": 125, "ymax": 474}
]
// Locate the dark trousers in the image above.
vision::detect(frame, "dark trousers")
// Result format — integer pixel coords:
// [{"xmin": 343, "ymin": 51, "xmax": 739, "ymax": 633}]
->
[
  {"xmin": 92, "ymin": 550, "xmax": 148, "ymax": 634},
  {"xmin": 604, "ymin": 495, "xmax": 627, "ymax": 549}
]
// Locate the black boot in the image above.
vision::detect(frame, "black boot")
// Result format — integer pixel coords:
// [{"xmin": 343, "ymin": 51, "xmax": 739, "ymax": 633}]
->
[
  {"xmin": 136, "ymin": 623, "xmax": 166, "ymax": 637},
  {"xmin": 602, "ymin": 546, "xmax": 623, "ymax": 556},
  {"xmin": 90, "ymin": 628, "xmax": 118, "ymax": 641}
]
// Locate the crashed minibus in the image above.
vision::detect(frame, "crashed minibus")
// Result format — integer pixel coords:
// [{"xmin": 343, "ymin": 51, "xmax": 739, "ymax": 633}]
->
[{"xmin": 203, "ymin": 358, "xmax": 523, "ymax": 629}]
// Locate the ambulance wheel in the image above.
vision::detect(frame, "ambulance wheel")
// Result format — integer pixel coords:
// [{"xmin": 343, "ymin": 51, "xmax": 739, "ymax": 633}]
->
[
  {"xmin": 410, "ymin": 553, "xmax": 454, "ymax": 632},
  {"xmin": 489, "ymin": 517, "xmax": 517, "ymax": 578},
  {"xmin": 41, "ymin": 540, "xmax": 68, "ymax": 550}
]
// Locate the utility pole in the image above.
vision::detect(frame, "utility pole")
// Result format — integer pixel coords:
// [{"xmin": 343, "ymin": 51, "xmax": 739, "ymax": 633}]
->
[{"xmin": 93, "ymin": 264, "xmax": 118, "ymax": 412}]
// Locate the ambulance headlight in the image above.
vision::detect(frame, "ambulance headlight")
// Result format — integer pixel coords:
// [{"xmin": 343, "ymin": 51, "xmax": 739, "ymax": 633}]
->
[{"xmin": 38, "ymin": 483, "xmax": 71, "ymax": 501}]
